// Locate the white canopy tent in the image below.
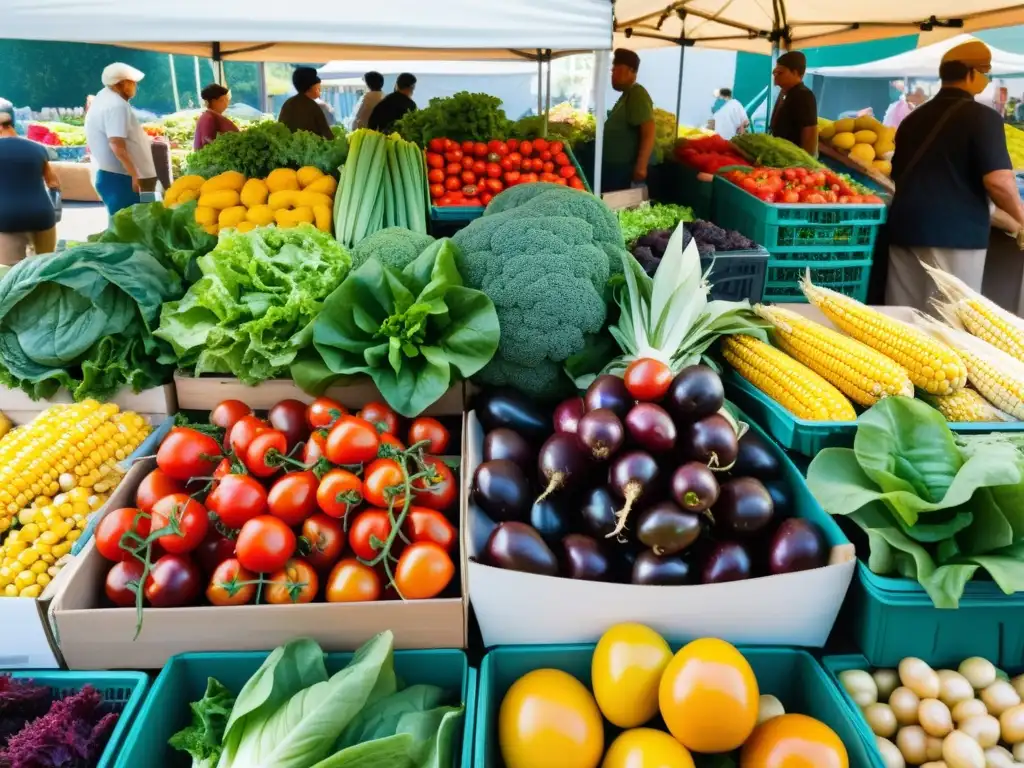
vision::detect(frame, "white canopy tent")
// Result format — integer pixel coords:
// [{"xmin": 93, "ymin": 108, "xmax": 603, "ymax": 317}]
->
[
  {"xmin": 318, "ymin": 61, "xmax": 541, "ymax": 79},
  {"xmin": 808, "ymin": 34, "xmax": 1024, "ymax": 78}
]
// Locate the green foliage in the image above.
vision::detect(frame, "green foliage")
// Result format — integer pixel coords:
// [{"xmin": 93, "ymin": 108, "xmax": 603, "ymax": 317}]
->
[
  {"xmin": 513, "ymin": 103, "xmax": 597, "ymax": 148},
  {"xmin": 617, "ymin": 203, "xmax": 694, "ymax": 246},
  {"xmin": 168, "ymin": 678, "xmax": 235, "ymax": 768},
  {"xmin": 350, "ymin": 227, "xmax": 435, "ymax": 271},
  {"xmin": 394, "ymin": 92, "xmax": 511, "ymax": 146},
  {"xmin": 730, "ymin": 132, "xmax": 825, "ymax": 169},
  {"xmin": 185, "ymin": 122, "xmax": 348, "ymax": 179}
]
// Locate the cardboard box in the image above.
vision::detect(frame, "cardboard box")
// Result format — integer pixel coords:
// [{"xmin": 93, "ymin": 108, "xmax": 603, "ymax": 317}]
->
[
  {"xmin": 0, "ymin": 384, "xmax": 177, "ymax": 426},
  {"xmin": 465, "ymin": 410, "xmax": 856, "ymax": 648},
  {"xmin": 52, "ymin": 439, "xmax": 469, "ymax": 669}
]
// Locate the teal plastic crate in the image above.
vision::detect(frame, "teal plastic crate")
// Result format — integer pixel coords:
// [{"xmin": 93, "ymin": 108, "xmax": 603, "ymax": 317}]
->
[
  {"xmin": 475, "ymin": 645, "xmax": 881, "ymax": 767},
  {"xmin": 702, "ymin": 246, "xmax": 769, "ymax": 303},
  {"xmin": 3, "ymin": 669, "xmax": 149, "ymax": 768},
  {"xmin": 115, "ymin": 648, "xmax": 473, "ymax": 768},
  {"xmin": 712, "ymin": 176, "xmax": 886, "ymax": 252},
  {"xmin": 659, "ymin": 162, "xmax": 714, "ymax": 219},
  {"xmin": 762, "ymin": 251, "xmax": 873, "ymax": 303}
]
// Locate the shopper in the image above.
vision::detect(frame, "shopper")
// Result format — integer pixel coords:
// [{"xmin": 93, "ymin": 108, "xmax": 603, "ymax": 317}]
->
[
  {"xmin": 84, "ymin": 62, "xmax": 157, "ymax": 216},
  {"xmin": 369, "ymin": 73, "xmax": 417, "ymax": 133},
  {"xmin": 709, "ymin": 87, "xmax": 748, "ymax": 140},
  {"xmin": 886, "ymin": 40, "xmax": 1024, "ymax": 311},
  {"xmin": 352, "ymin": 71, "xmax": 385, "ymax": 130},
  {"xmin": 0, "ymin": 111, "xmax": 60, "ymax": 263},
  {"xmin": 883, "ymin": 86, "xmax": 926, "ymax": 129},
  {"xmin": 193, "ymin": 84, "xmax": 238, "ymax": 150},
  {"xmin": 769, "ymin": 51, "xmax": 818, "ymax": 156},
  {"xmin": 278, "ymin": 67, "xmax": 334, "ymax": 140},
  {"xmin": 601, "ymin": 48, "xmax": 655, "ymax": 193}
]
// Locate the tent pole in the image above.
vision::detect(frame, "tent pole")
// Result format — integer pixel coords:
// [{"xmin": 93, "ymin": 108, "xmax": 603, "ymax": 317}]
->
[
  {"xmin": 544, "ymin": 50, "xmax": 552, "ymax": 138},
  {"xmin": 168, "ymin": 54, "xmax": 180, "ymax": 112},
  {"xmin": 537, "ymin": 53, "xmax": 543, "ymax": 118},
  {"xmin": 594, "ymin": 49, "xmax": 610, "ymax": 195},
  {"xmin": 193, "ymin": 57, "xmax": 202, "ymax": 107},
  {"xmin": 674, "ymin": 43, "xmax": 686, "ymax": 137},
  {"xmin": 765, "ymin": 42, "xmax": 780, "ymax": 133}
]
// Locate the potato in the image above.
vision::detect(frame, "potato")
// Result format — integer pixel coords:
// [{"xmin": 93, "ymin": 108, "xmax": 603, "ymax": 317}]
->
[
  {"xmin": 921, "ymin": 699, "xmax": 955, "ymax": 738},
  {"xmin": 921, "ymin": 763, "xmax": 948, "ymax": 768},
  {"xmin": 982, "ymin": 680, "xmax": 1021, "ymax": 716},
  {"xmin": 1013, "ymin": 742, "xmax": 1024, "ymax": 761},
  {"xmin": 865, "ymin": 703, "xmax": 899, "ymax": 738},
  {"xmin": 953, "ymin": 699, "xmax": 989, "ymax": 723},
  {"xmin": 926, "ymin": 736, "xmax": 945, "ymax": 760},
  {"xmin": 898, "ymin": 725, "xmax": 929, "ymax": 764},
  {"xmin": 874, "ymin": 669, "xmax": 900, "ymax": 701},
  {"xmin": 939, "ymin": 671, "xmax": 977, "ymax": 708},
  {"xmin": 892, "ymin": 687, "xmax": 922, "ymax": 726},
  {"xmin": 1000, "ymin": 703, "xmax": 1024, "ymax": 744},
  {"xmin": 878, "ymin": 735, "xmax": 907, "ymax": 768},
  {"xmin": 961, "ymin": 658, "xmax": 998, "ymax": 691},
  {"xmin": 903, "ymin": 658, "xmax": 942, "ymax": 699},
  {"xmin": 960, "ymin": 714, "xmax": 1000, "ymax": 748},
  {"xmin": 943, "ymin": 729, "xmax": 986, "ymax": 768},
  {"xmin": 1012, "ymin": 673, "xmax": 1024, "ymax": 700},
  {"xmin": 757, "ymin": 694, "xmax": 785, "ymax": 724},
  {"xmin": 841, "ymin": 669, "xmax": 879, "ymax": 707},
  {"xmin": 983, "ymin": 745, "xmax": 1015, "ymax": 768}
]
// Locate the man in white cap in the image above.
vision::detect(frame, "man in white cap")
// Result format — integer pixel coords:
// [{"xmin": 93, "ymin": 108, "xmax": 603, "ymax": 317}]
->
[{"xmin": 84, "ymin": 62, "xmax": 156, "ymax": 216}]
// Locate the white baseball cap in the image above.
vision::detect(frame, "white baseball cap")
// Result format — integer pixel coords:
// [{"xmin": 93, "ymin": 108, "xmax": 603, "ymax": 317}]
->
[{"xmin": 101, "ymin": 63, "xmax": 145, "ymax": 87}]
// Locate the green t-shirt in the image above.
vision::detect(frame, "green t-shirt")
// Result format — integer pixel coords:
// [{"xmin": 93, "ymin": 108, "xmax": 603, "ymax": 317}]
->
[{"xmin": 603, "ymin": 83, "xmax": 654, "ymax": 168}]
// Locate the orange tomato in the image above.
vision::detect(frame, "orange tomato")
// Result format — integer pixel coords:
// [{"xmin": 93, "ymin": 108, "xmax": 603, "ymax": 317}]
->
[
  {"xmin": 602, "ymin": 728, "xmax": 695, "ymax": 768},
  {"xmin": 394, "ymin": 542, "xmax": 454, "ymax": 599},
  {"xmin": 363, "ymin": 458, "xmax": 406, "ymax": 508},
  {"xmin": 740, "ymin": 714, "xmax": 848, "ymax": 768},
  {"xmin": 266, "ymin": 559, "xmax": 319, "ymax": 604},
  {"xmin": 205, "ymin": 558, "xmax": 256, "ymax": 607},
  {"xmin": 325, "ymin": 558, "xmax": 381, "ymax": 602},
  {"xmin": 592, "ymin": 623, "xmax": 672, "ymax": 728}
]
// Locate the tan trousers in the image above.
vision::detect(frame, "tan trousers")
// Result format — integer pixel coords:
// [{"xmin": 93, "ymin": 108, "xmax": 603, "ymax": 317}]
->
[
  {"xmin": 885, "ymin": 245, "xmax": 986, "ymax": 313},
  {"xmin": 0, "ymin": 227, "xmax": 57, "ymax": 266}
]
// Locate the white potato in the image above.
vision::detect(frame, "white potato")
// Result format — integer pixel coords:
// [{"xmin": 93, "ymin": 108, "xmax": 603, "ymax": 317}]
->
[
  {"xmin": 960, "ymin": 714, "xmax": 1000, "ymax": 748},
  {"xmin": 892, "ymin": 687, "xmax": 922, "ymax": 726},
  {"xmin": 898, "ymin": 725, "xmax": 929, "ymax": 764},
  {"xmin": 953, "ymin": 700, "xmax": 989, "ymax": 723},
  {"xmin": 873, "ymin": 669, "xmax": 900, "ymax": 701},
  {"xmin": 902, "ymin": 658, "xmax": 941, "ymax": 700},
  {"xmin": 939, "ymin": 671, "xmax": 978, "ymax": 708},
  {"xmin": 865, "ymin": 703, "xmax": 898, "ymax": 738},
  {"xmin": 983, "ymin": 745, "xmax": 1014, "ymax": 768},
  {"xmin": 982, "ymin": 681, "xmax": 1021, "ymax": 717},
  {"xmin": 921, "ymin": 699, "xmax": 955, "ymax": 738},
  {"xmin": 943, "ymin": 730, "xmax": 986, "ymax": 768},
  {"xmin": 960, "ymin": 658, "xmax": 998, "ymax": 691},
  {"xmin": 757, "ymin": 694, "xmax": 785, "ymax": 725},
  {"xmin": 877, "ymin": 735, "xmax": 907, "ymax": 768},
  {"xmin": 1000, "ymin": 704, "xmax": 1024, "ymax": 744},
  {"xmin": 841, "ymin": 669, "xmax": 879, "ymax": 707}
]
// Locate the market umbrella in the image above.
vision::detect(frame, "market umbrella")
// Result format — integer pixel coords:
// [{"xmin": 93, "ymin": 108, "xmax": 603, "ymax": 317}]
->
[{"xmin": 808, "ymin": 34, "xmax": 1024, "ymax": 78}]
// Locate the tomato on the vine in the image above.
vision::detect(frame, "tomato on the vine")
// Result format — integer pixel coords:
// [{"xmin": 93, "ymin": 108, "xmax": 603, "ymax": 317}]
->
[
  {"xmin": 408, "ymin": 417, "xmax": 449, "ymax": 453},
  {"xmin": 227, "ymin": 415, "xmax": 268, "ymax": 456},
  {"xmin": 624, "ymin": 358, "xmax": 673, "ymax": 402},
  {"xmin": 316, "ymin": 469, "xmax": 363, "ymax": 519},
  {"xmin": 135, "ymin": 469, "xmax": 185, "ymax": 514},
  {"xmin": 379, "ymin": 432, "xmax": 405, "ymax": 453},
  {"xmin": 193, "ymin": 527, "xmax": 237, "ymax": 576},
  {"xmin": 395, "ymin": 542, "xmax": 454, "ymax": 599},
  {"xmin": 245, "ymin": 429, "xmax": 287, "ymax": 478},
  {"xmin": 326, "ymin": 416, "xmax": 380, "ymax": 465},
  {"xmin": 105, "ymin": 559, "xmax": 144, "ymax": 606},
  {"xmin": 268, "ymin": 399, "xmax": 309, "ymax": 450},
  {"xmin": 212, "ymin": 458, "xmax": 233, "ymax": 480},
  {"xmin": 235, "ymin": 515, "xmax": 296, "ymax": 573},
  {"xmin": 363, "ymin": 458, "xmax": 406, "ymax": 509},
  {"xmin": 404, "ymin": 507, "xmax": 457, "ymax": 552},
  {"xmin": 268, "ymin": 470, "xmax": 319, "ymax": 526},
  {"xmin": 301, "ymin": 513, "xmax": 345, "ymax": 571},
  {"xmin": 349, "ymin": 509, "xmax": 393, "ymax": 561},
  {"xmin": 151, "ymin": 494, "xmax": 209, "ymax": 554},
  {"xmin": 307, "ymin": 396, "xmax": 346, "ymax": 430},
  {"xmin": 266, "ymin": 559, "xmax": 319, "ymax": 604},
  {"xmin": 210, "ymin": 400, "xmax": 252, "ymax": 432},
  {"xmin": 358, "ymin": 402, "xmax": 399, "ymax": 435},
  {"xmin": 325, "ymin": 559, "xmax": 381, "ymax": 602},
  {"xmin": 412, "ymin": 457, "xmax": 457, "ymax": 512},
  {"xmin": 302, "ymin": 430, "xmax": 328, "ymax": 463},
  {"xmin": 206, "ymin": 474, "xmax": 268, "ymax": 530},
  {"xmin": 157, "ymin": 427, "xmax": 222, "ymax": 481},
  {"xmin": 144, "ymin": 554, "xmax": 201, "ymax": 607},
  {"xmin": 206, "ymin": 558, "xmax": 256, "ymax": 606},
  {"xmin": 96, "ymin": 507, "xmax": 150, "ymax": 562}
]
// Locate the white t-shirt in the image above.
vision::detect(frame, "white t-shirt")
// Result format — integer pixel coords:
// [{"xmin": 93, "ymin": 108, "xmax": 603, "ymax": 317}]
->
[
  {"xmin": 712, "ymin": 99, "xmax": 748, "ymax": 140},
  {"xmin": 352, "ymin": 91, "xmax": 384, "ymax": 130},
  {"xmin": 85, "ymin": 87, "xmax": 156, "ymax": 178}
]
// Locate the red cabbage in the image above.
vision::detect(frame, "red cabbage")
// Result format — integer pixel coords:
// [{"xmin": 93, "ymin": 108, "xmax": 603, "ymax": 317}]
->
[{"xmin": 0, "ymin": 676, "xmax": 52, "ymax": 747}]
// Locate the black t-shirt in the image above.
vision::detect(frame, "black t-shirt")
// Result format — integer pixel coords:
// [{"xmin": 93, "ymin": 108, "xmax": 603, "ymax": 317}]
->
[
  {"xmin": 0, "ymin": 137, "xmax": 55, "ymax": 233},
  {"xmin": 368, "ymin": 93, "xmax": 417, "ymax": 133},
  {"xmin": 888, "ymin": 88, "xmax": 1012, "ymax": 250},
  {"xmin": 770, "ymin": 82, "xmax": 817, "ymax": 147}
]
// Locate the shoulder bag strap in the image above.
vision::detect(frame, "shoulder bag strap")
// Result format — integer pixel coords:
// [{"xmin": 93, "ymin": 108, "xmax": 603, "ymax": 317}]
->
[{"xmin": 897, "ymin": 99, "xmax": 968, "ymax": 181}]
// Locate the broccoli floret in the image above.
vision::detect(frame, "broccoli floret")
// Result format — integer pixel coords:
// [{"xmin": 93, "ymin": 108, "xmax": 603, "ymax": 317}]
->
[
  {"xmin": 452, "ymin": 202, "xmax": 620, "ymax": 399},
  {"xmin": 350, "ymin": 227, "xmax": 435, "ymax": 270}
]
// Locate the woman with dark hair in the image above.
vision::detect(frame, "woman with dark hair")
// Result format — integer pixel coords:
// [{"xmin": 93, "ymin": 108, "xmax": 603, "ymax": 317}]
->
[
  {"xmin": 352, "ymin": 71, "xmax": 385, "ymax": 130},
  {"xmin": 0, "ymin": 111, "xmax": 60, "ymax": 264},
  {"xmin": 194, "ymin": 84, "xmax": 238, "ymax": 150}
]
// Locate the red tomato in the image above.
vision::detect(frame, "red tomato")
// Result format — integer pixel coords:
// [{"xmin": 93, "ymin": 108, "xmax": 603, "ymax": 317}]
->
[
  {"xmin": 268, "ymin": 470, "xmax": 319, "ymax": 526},
  {"xmin": 245, "ymin": 430, "xmax": 287, "ymax": 478},
  {"xmin": 554, "ymin": 151, "xmax": 570, "ymax": 166},
  {"xmin": 533, "ymin": 137, "xmax": 549, "ymax": 152},
  {"xmin": 395, "ymin": 542, "xmax": 454, "ymax": 599},
  {"xmin": 325, "ymin": 559, "xmax": 381, "ymax": 602},
  {"xmin": 805, "ymin": 192, "xmax": 826, "ymax": 204},
  {"xmin": 157, "ymin": 427, "xmax": 222, "ymax": 481},
  {"xmin": 326, "ymin": 416, "xmax": 380, "ymax": 465},
  {"xmin": 460, "ymin": 156, "xmax": 474, "ymax": 171},
  {"xmin": 540, "ymin": 150, "xmax": 553, "ymax": 163},
  {"xmin": 379, "ymin": 432, "xmax": 405, "ymax": 453},
  {"xmin": 427, "ymin": 168, "xmax": 444, "ymax": 184},
  {"xmin": 213, "ymin": 458, "xmax": 232, "ymax": 480},
  {"xmin": 349, "ymin": 509, "xmax": 393, "ymax": 561},
  {"xmin": 429, "ymin": 183, "xmax": 445, "ymax": 199},
  {"xmin": 302, "ymin": 513, "xmax": 346, "ymax": 571},
  {"xmin": 461, "ymin": 170, "xmax": 476, "ymax": 185},
  {"xmin": 519, "ymin": 140, "xmax": 533, "ymax": 157},
  {"xmin": 781, "ymin": 189, "xmax": 801, "ymax": 204},
  {"xmin": 427, "ymin": 138, "xmax": 445, "ymax": 152},
  {"xmin": 206, "ymin": 558, "xmax": 256, "ymax": 606},
  {"xmin": 227, "ymin": 415, "xmax": 268, "ymax": 457},
  {"xmin": 443, "ymin": 138, "xmax": 455, "ymax": 151},
  {"xmin": 268, "ymin": 399, "xmax": 308, "ymax": 451},
  {"xmin": 207, "ymin": 473, "xmax": 267, "ymax": 529},
  {"xmin": 504, "ymin": 171, "xmax": 521, "ymax": 185},
  {"xmin": 488, "ymin": 140, "xmax": 509, "ymax": 156},
  {"xmin": 522, "ymin": 173, "xmax": 538, "ymax": 184},
  {"xmin": 363, "ymin": 458, "xmax": 406, "ymax": 509},
  {"xmin": 437, "ymin": 194, "xmax": 454, "ymax": 206},
  {"xmin": 508, "ymin": 151, "xmax": 522, "ymax": 165},
  {"xmin": 235, "ymin": 515, "xmax": 296, "ymax": 573},
  {"xmin": 472, "ymin": 142, "xmax": 489, "ymax": 158},
  {"xmin": 484, "ymin": 162, "xmax": 502, "ymax": 179},
  {"xmin": 266, "ymin": 559, "xmax": 319, "ymax": 604},
  {"xmin": 445, "ymin": 162, "xmax": 462, "ymax": 176},
  {"xmin": 465, "ymin": 196, "xmax": 483, "ymax": 206},
  {"xmin": 144, "ymin": 554, "xmax": 201, "ymax": 607},
  {"xmin": 404, "ymin": 507, "xmax": 457, "ymax": 552},
  {"xmin": 559, "ymin": 165, "xmax": 576, "ymax": 179},
  {"xmin": 485, "ymin": 178, "xmax": 503, "ymax": 193},
  {"xmin": 412, "ymin": 456, "xmax": 457, "ymax": 512},
  {"xmin": 307, "ymin": 397, "xmax": 345, "ymax": 430},
  {"xmin": 302, "ymin": 430, "xmax": 328, "ymax": 463},
  {"xmin": 408, "ymin": 417, "xmax": 449, "ymax": 453},
  {"xmin": 96, "ymin": 507, "xmax": 150, "ymax": 562},
  {"xmin": 193, "ymin": 527, "xmax": 237, "ymax": 576},
  {"xmin": 624, "ymin": 358, "xmax": 673, "ymax": 402},
  {"xmin": 210, "ymin": 400, "xmax": 252, "ymax": 432},
  {"xmin": 507, "ymin": 138, "xmax": 519, "ymax": 151},
  {"xmin": 569, "ymin": 177, "xmax": 585, "ymax": 190},
  {"xmin": 358, "ymin": 402, "xmax": 399, "ymax": 434},
  {"xmin": 444, "ymin": 176, "xmax": 461, "ymax": 191},
  {"xmin": 543, "ymin": 161, "xmax": 555, "ymax": 174},
  {"xmin": 105, "ymin": 559, "xmax": 144, "ymax": 607},
  {"xmin": 863, "ymin": 194, "xmax": 884, "ymax": 204},
  {"xmin": 151, "ymin": 494, "xmax": 209, "ymax": 554},
  {"xmin": 135, "ymin": 469, "xmax": 186, "ymax": 514},
  {"xmin": 461, "ymin": 140, "xmax": 474, "ymax": 154},
  {"xmin": 316, "ymin": 468, "xmax": 364, "ymax": 519},
  {"xmin": 549, "ymin": 140, "xmax": 564, "ymax": 154},
  {"xmin": 426, "ymin": 153, "xmax": 444, "ymax": 169},
  {"xmin": 444, "ymin": 148, "xmax": 463, "ymax": 162},
  {"xmin": 480, "ymin": 192, "xmax": 494, "ymax": 206},
  {"xmin": 499, "ymin": 156, "xmax": 516, "ymax": 172}
]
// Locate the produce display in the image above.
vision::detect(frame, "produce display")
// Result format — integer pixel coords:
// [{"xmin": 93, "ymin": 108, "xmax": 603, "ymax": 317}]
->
[
  {"xmin": 514, "ymin": 102, "xmax": 596, "ymax": 148},
  {"xmin": 1006, "ymin": 124, "xmax": 1024, "ymax": 171},
  {"xmin": 426, "ymin": 136, "xmax": 585, "ymax": 209},
  {"xmin": 0, "ymin": 676, "xmax": 119, "ymax": 766},
  {"xmin": 498, "ymin": 624, "xmax": 848, "ymax": 768},
  {"xmin": 95, "ymin": 398, "xmax": 458, "ymax": 619},
  {"xmin": 185, "ymin": 122, "xmax": 347, "ymax": 180},
  {"xmin": 394, "ymin": 91, "xmax": 512, "ymax": 147},
  {"xmin": 818, "ymin": 115, "xmax": 895, "ymax": 177},
  {"xmin": 631, "ymin": 219, "xmax": 757, "ymax": 275},
  {"xmin": 164, "ymin": 166, "xmax": 338, "ymax": 237},
  {"xmin": 26, "ymin": 122, "xmax": 86, "ymax": 147},
  {"xmin": 169, "ymin": 633, "xmax": 464, "ymax": 767},
  {"xmin": 839, "ymin": 656, "xmax": 1024, "ymax": 767},
  {"xmin": 673, "ymin": 134, "xmax": 749, "ymax": 174},
  {"xmin": 0, "ymin": 402, "xmax": 151, "ymax": 597},
  {"xmin": 617, "ymin": 202, "xmax": 693, "ymax": 245},
  {"xmin": 721, "ymin": 165, "xmax": 884, "ymax": 204},
  {"xmin": 730, "ymin": 132, "xmax": 825, "ymax": 170}
]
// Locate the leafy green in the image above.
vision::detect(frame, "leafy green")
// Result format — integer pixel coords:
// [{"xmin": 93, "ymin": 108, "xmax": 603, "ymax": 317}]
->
[
  {"xmin": 169, "ymin": 678, "xmax": 236, "ymax": 768},
  {"xmin": 617, "ymin": 203, "xmax": 694, "ymax": 246},
  {"xmin": 293, "ymin": 239, "xmax": 499, "ymax": 417},
  {"xmin": 156, "ymin": 224, "xmax": 352, "ymax": 385},
  {"xmin": 186, "ymin": 122, "xmax": 348, "ymax": 179},
  {"xmin": 807, "ymin": 396, "xmax": 1024, "ymax": 607},
  {"xmin": 394, "ymin": 92, "xmax": 511, "ymax": 146},
  {"xmin": 730, "ymin": 133, "xmax": 824, "ymax": 169}
]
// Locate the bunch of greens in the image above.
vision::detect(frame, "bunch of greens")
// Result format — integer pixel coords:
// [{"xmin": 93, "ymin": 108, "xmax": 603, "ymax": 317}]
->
[
  {"xmin": 293, "ymin": 239, "xmax": 499, "ymax": 416},
  {"xmin": 394, "ymin": 92, "xmax": 511, "ymax": 146},
  {"xmin": 730, "ymin": 133, "xmax": 824, "ymax": 169},
  {"xmin": 617, "ymin": 202, "xmax": 694, "ymax": 246},
  {"xmin": 156, "ymin": 224, "xmax": 352, "ymax": 385},
  {"xmin": 170, "ymin": 633, "xmax": 464, "ymax": 768},
  {"xmin": 807, "ymin": 396, "xmax": 1024, "ymax": 608},
  {"xmin": 513, "ymin": 104, "xmax": 597, "ymax": 148},
  {"xmin": 185, "ymin": 122, "xmax": 348, "ymax": 179}
]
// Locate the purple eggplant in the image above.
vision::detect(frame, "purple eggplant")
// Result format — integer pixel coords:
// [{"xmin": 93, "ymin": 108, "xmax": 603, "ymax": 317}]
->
[
  {"xmin": 577, "ymin": 408, "xmax": 625, "ymax": 461},
  {"xmin": 732, "ymin": 431, "xmax": 781, "ymax": 482},
  {"xmin": 714, "ymin": 477, "xmax": 774, "ymax": 536},
  {"xmin": 701, "ymin": 541, "xmax": 752, "ymax": 584},
  {"xmin": 553, "ymin": 397, "xmax": 586, "ymax": 434},
  {"xmin": 484, "ymin": 522, "xmax": 559, "ymax": 576},
  {"xmin": 636, "ymin": 502, "xmax": 702, "ymax": 556},
  {"xmin": 529, "ymin": 497, "xmax": 570, "ymax": 548},
  {"xmin": 536, "ymin": 433, "xmax": 589, "ymax": 501},
  {"xmin": 472, "ymin": 460, "xmax": 531, "ymax": 522},
  {"xmin": 764, "ymin": 480, "xmax": 792, "ymax": 518},
  {"xmin": 483, "ymin": 428, "xmax": 533, "ymax": 472},
  {"xmin": 769, "ymin": 519, "xmax": 827, "ymax": 575},
  {"xmin": 680, "ymin": 413, "xmax": 739, "ymax": 470},
  {"xmin": 671, "ymin": 462, "xmax": 720, "ymax": 513},
  {"xmin": 606, "ymin": 451, "xmax": 659, "ymax": 538},
  {"xmin": 666, "ymin": 365, "xmax": 725, "ymax": 423},
  {"xmin": 625, "ymin": 403, "xmax": 677, "ymax": 453},
  {"xmin": 584, "ymin": 375, "xmax": 633, "ymax": 420},
  {"xmin": 476, "ymin": 389, "xmax": 549, "ymax": 441},
  {"xmin": 580, "ymin": 486, "xmax": 620, "ymax": 540},
  {"xmin": 632, "ymin": 550, "xmax": 692, "ymax": 585},
  {"xmin": 561, "ymin": 534, "xmax": 611, "ymax": 581}
]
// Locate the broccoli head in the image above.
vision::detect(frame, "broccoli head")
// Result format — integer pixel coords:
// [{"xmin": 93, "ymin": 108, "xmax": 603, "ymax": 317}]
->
[
  {"xmin": 452, "ymin": 202, "xmax": 619, "ymax": 398},
  {"xmin": 350, "ymin": 227, "xmax": 435, "ymax": 270}
]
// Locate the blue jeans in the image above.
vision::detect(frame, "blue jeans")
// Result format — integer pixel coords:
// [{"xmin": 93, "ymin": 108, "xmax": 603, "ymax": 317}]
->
[{"xmin": 94, "ymin": 170, "xmax": 139, "ymax": 216}]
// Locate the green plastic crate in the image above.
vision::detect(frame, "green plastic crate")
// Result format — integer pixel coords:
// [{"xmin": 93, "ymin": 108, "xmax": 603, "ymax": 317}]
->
[
  {"xmin": 474, "ymin": 645, "xmax": 881, "ymax": 767},
  {"xmin": 762, "ymin": 252, "xmax": 873, "ymax": 303},
  {"xmin": 114, "ymin": 648, "xmax": 474, "ymax": 768},
  {"xmin": 3, "ymin": 669, "xmax": 149, "ymax": 768},
  {"xmin": 712, "ymin": 176, "xmax": 886, "ymax": 252},
  {"xmin": 701, "ymin": 247, "xmax": 769, "ymax": 303},
  {"xmin": 659, "ymin": 162, "xmax": 714, "ymax": 220}
]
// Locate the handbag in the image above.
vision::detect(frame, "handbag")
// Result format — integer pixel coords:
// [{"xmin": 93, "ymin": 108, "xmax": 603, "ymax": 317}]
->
[{"xmin": 49, "ymin": 188, "xmax": 62, "ymax": 224}]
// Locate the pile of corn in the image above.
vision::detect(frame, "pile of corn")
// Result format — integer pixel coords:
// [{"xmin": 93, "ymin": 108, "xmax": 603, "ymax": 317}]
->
[
  {"xmin": 0, "ymin": 401, "xmax": 150, "ymax": 598},
  {"xmin": 724, "ymin": 270, "xmax": 1024, "ymax": 424}
]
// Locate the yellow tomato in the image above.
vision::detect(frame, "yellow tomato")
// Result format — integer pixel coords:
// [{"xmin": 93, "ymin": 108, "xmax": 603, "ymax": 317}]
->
[
  {"xmin": 499, "ymin": 668, "xmax": 604, "ymax": 768},
  {"xmin": 740, "ymin": 713, "xmax": 848, "ymax": 768},
  {"xmin": 659, "ymin": 637, "xmax": 759, "ymax": 753},
  {"xmin": 592, "ymin": 623, "xmax": 672, "ymax": 728},
  {"xmin": 602, "ymin": 728, "xmax": 695, "ymax": 768}
]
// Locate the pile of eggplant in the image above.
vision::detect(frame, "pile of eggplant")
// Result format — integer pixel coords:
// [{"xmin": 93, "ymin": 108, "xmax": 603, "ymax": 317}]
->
[{"xmin": 471, "ymin": 367, "xmax": 829, "ymax": 586}]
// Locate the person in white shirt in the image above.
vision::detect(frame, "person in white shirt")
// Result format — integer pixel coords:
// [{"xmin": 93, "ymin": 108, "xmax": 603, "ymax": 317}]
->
[
  {"xmin": 352, "ymin": 72, "xmax": 385, "ymax": 130},
  {"xmin": 84, "ymin": 62, "xmax": 156, "ymax": 216},
  {"xmin": 883, "ymin": 87, "xmax": 926, "ymax": 129},
  {"xmin": 709, "ymin": 88, "xmax": 749, "ymax": 140}
]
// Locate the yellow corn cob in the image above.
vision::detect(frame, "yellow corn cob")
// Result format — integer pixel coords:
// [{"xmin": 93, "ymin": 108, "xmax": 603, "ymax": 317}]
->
[
  {"xmin": 722, "ymin": 335, "xmax": 857, "ymax": 421},
  {"xmin": 922, "ymin": 388, "xmax": 1015, "ymax": 423},
  {"xmin": 800, "ymin": 275, "xmax": 967, "ymax": 395},
  {"xmin": 755, "ymin": 304, "xmax": 914, "ymax": 407}
]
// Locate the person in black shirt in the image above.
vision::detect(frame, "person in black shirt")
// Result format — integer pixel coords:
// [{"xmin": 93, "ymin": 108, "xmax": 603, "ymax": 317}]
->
[
  {"xmin": 279, "ymin": 67, "xmax": 334, "ymax": 141},
  {"xmin": 369, "ymin": 73, "xmax": 417, "ymax": 133},
  {"xmin": 885, "ymin": 40, "xmax": 1024, "ymax": 311},
  {"xmin": 0, "ymin": 111, "xmax": 60, "ymax": 263},
  {"xmin": 770, "ymin": 51, "xmax": 818, "ymax": 157}
]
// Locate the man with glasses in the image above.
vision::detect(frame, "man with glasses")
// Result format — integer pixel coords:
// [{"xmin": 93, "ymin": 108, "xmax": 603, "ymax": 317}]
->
[{"xmin": 885, "ymin": 40, "xmax": 1024, "ymax": 310}]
